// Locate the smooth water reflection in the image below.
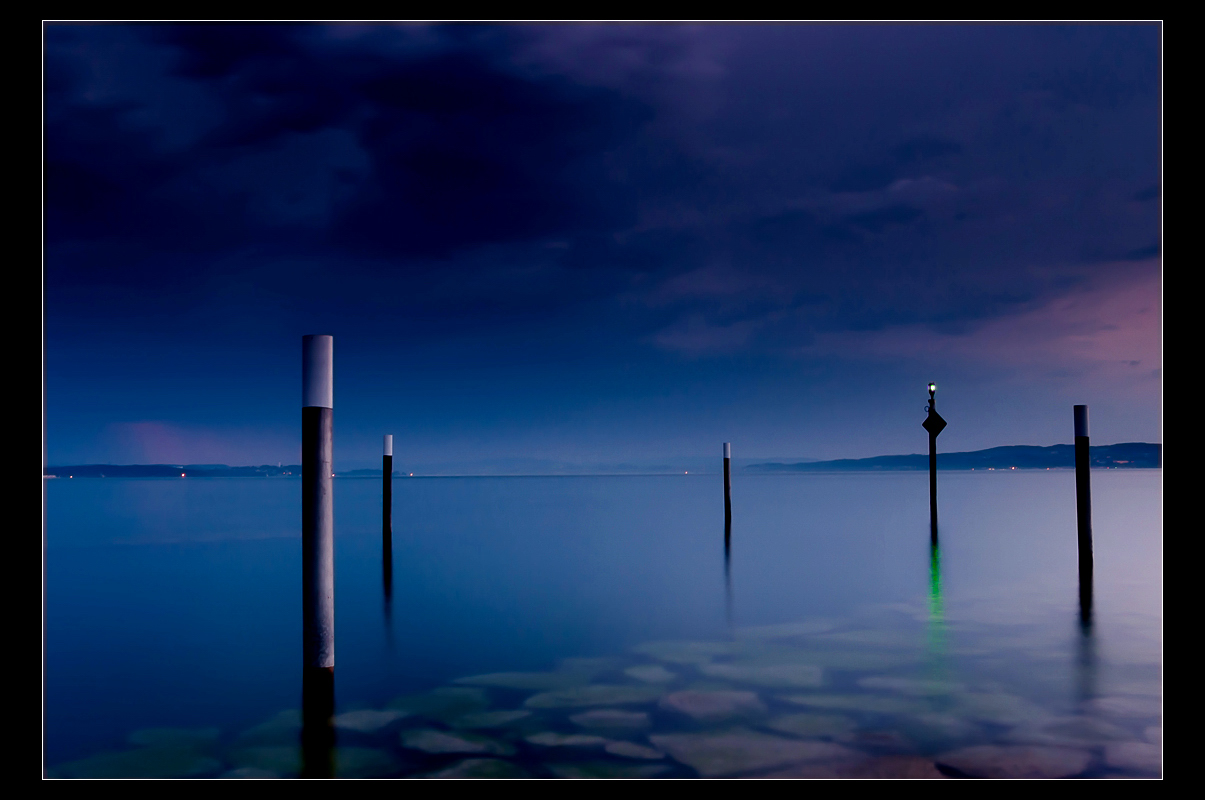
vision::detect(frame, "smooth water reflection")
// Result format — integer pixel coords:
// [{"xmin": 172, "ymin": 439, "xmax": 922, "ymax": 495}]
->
[{"xmin": 44, "ymin": 471, "xmax": 1161, "ymax": 777}]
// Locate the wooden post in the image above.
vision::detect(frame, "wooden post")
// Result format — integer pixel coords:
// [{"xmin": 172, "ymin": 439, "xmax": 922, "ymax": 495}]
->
[
  {"xmin": 1075, "ymin": 405, "xmax": 1093, "ymax": 624},
  {"xmin": 301, "ymin": 334, "xmax": 335, "ymax": 777}
]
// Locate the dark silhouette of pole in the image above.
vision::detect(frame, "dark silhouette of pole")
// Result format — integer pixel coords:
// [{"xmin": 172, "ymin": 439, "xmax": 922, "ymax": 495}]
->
[
  {"xmin": 723, "ymin": 442, "xmax": 732, "ymax": 530},
  {"xmin": 301, "ymin": 334, "xmax": 335, "ymax": 778},
  {"xmin": 382, "ymin": 434, "xmax": 393, "ymax": 621},
  {"xmin": 1075, "ymin": 405, "xmax": 1094, "ymax": 625},
  {"xmin": 922, "ymin": 383, "xmax": 947, "ymax": 544}
]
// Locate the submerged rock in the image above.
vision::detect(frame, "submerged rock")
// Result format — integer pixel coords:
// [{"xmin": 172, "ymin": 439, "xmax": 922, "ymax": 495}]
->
[
  {"xmin": 765, "ymin": 713, "xmax": 857, "ymax": 739},
  {"xmin": 335, "ymin": 747, "xmax": 403, "ymax": 778},
  {"xmin": 525, "ymin": 732, "xmax": 609, "ymax": 748},
  {"xmin": 569, "ymin": 709, "xmax": 651, "ymax": 730},
  {"xmin": 858, "ymin": 676, "xmax": 964, "ymax": 696},
  {"xmin": 698, "ymin": 662, "xmax": 823, "ymax": 688},
  {"xmin": 401, "ymin": 729, "xmax": 514, "ymax": 756},
  {"xmin": 605, "ymin": 741, "xmax": 665, "ymax": 760},
  {"xmin": 452, "ymin": 710, "xmax": 533, "ymax": 729},
  {"xmin": 954, "ymin": 692, "xmax": 1052, "ymax": 726},
  {"xmin": 455, "ymin": 672, "xmax": 586, "ymax": 691},
  {"xmin": 235, "ymin": 710, "xmax": 302, "ymax": 746},
  {"xmin": 660, "ymin": 690, "xmax": 766, "ymax": 721},
  {"xmin": 1104, "ymin": 742, "xmax": 1162, "ymax": 773},
  {"xmin": 1005, "ymin": 716, "xmax": 1131, "ymax": 746},
  {"xmin": 547, "ymin": 762, "xmax": 673, "ymax": 778},
  {"xmin": 221, "ymin": 766, "xmax": 278, "ymax": 778},
  {"xmin": 1086, "ymin": 696, "xmax": 1163, "ymax": 718},
  {"xmin": 52, "ymin": 747, "xmax": 223, "ymax": 779},
  {"xmin": 127, "ymin": 727, "xmax": 220, "ymax": 749},
  {"xmin": 525, "ymin": 732, "xmax": 607, "ymax": 746},
  {"xmin": 334, "ymin": 709, "xmax": 409, "ymax": 732},
  {"xmin": 764, "ymin": 755, "xmax": 944, "ymax": 778},
  {"xmin": 736, "ymin": 621, "xmax": 837, "ymax": 640},
  {"xmin": 388, "ymin": 688, "xmax": 491, "ymax": 722},
  {"xmin": 935, "ymin": 745, "xmax": 1093, "ymax": 778},
  {"xmin": 632, "ymin": 641, "xmax": 734, "ymax": 665},
  {"xmin": 227, "ymin": 746, "xmax": 301, "ymax": 777},
  {"xmin": 624, "ymin": 665, "xmax": 678, "ymax": 684},
  {"xmin": 650, "ymin": 728, "xmax": 861, "ymax": 777},
  {"xmin": 524, "ymin": 685, "xmax": 663, "ymax": 709},
  {"xmin": 425, "ymin": 758, "xmax": 529, "ymax": 778},
  {"xmin": 783, "ymin": 693, "xmax": 927, "ymax": 715}
]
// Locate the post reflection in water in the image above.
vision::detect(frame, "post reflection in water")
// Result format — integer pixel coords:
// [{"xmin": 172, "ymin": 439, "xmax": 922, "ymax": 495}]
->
[
  {"xmin": 1076, "ymin": 614, "xmax": 1098, "ymax": 706},
  {"xmin": 723, "ymin": 521, "xmax": 733, "ymax": 630},
  {"xmin": 301, "ymin": 667, "xmax": 335, "ymax": 778},
  {"xmin": 383, "ymin": 534, "xmax": 394, "ymax": 630},
  {"xmin": 927, "ymin": 541, "xmax": 945, "ymax": 658}
]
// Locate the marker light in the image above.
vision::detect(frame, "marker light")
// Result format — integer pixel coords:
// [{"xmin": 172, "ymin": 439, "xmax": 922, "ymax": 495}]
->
[{"xmin": 928, "ymin": 382, "xmax": 937, "ymax": 393}]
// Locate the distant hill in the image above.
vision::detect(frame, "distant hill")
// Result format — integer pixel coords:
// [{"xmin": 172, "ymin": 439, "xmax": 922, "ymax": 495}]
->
[
  {"xmin": 43, "ymin": 464, "xmax": 302, "ymax": 478},
  {"xmin": 747, "ymin": 443, "xmax": 1161, "ymax": 472}
]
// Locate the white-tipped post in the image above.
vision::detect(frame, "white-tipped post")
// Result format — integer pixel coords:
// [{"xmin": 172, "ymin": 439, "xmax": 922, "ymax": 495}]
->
[{"xmin": 383, "ymin": 434, "xmax": 393, "ymax": 456}]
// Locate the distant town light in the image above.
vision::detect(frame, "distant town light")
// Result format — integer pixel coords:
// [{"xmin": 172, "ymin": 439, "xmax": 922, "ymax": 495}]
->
[{"xmin": 181, "ymin": 473, "xmax": 186, "ymax": 477}]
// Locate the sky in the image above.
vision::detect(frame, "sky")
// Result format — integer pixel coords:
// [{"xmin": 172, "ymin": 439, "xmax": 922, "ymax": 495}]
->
[{"xmin": 43, "ymin": 23, "xmax": 1161, "ymax": 470}]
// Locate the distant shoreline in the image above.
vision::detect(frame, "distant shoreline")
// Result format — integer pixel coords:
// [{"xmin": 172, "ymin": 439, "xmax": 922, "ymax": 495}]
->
[{"xmin": 44, "ymin": 442, "xmax": 1161, "ymax": 478}]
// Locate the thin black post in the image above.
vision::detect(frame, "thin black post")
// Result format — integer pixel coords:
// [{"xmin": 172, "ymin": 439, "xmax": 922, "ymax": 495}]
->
[
  {"xmin": 383, "ymin": 434, "xmax": 393, "ymax": 618},
  {"xmin": 1075, "ymin": 404, "xmax": 1094, "ymax": 625},
  {"xmin": 301, "ymin": 334, "xmax": 335, "ymax": 778},
  {"xmin": 723, "ymin": 442, "xmax": 732, "ymax": 529},
  {"xmin": 922, "ymin": 383, "xmax": 947, "ymax": 544}
]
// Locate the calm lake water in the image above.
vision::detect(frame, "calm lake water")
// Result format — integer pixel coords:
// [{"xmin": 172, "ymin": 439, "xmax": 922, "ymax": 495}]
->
[{"xmin": 44, "ymin": 471, "xmax": 1161, "ymax": 778}]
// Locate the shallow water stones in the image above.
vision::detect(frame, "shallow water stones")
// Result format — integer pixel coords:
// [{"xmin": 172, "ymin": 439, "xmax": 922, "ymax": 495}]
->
[
  {"xmin": 625, "ymin": 665, "xmax": 677, "ymax": 684},
  {"xmin": 227, "ymin": 746, "xmax": 301, "ymax": 777},
  {"xmin": 334, "ymin": 747, "xmax": 403, "ymax": 778},
  {"xmin": 605, "ymin": 741, "xmax": 664, "ymax": 759},
  {"xmin": 53, "ymin": 747, "xmax": 223, "ymax": 779},
  {"xmin": 334, "ymin": 709, "xmax": 409, "ymax": 732},
  {"xmin": 1005, "ymin": 716, "xmax": 1132, "ymax": 746},
  {"xmin": 736, "ymin": 621, "xmax": 837, "ymax": 640},
  {"xmin": 858, "ymin": 676, "xmax": 964, "ymax": 696},
  {"xmin": 524, "ymin": 684, "xmax": 663, "ymax": 709},
  {"xmin": 935, "ymin": 745, "xmax": 1093, "ymax": 778},
  {"xmin": 401, "ymin": 729, "xmax": 515, "ymax": 756},
  {"xmin": 765, "ymin": 713, "xmax": 857, "ymax": 739},
  {"xmin": 452, "ymin": 710, "xmax": 533, "ymax": 729},
  {"xmin": 783, "ymin": 693, "xmax": 927, "ymax": 715},
  {"xmin": 1103, "ymin": 742, "xmax": 1162, "ymax": 773},
  {"xmin": 127, "ymin": 727, "xmax": 220, "ymax": 749},
  {"xmin": 455, "ymin": 672, "xmax": 588, "ymax": 691},
  {"xmin": 953, "ymin": 692, "xmax": 1052, "ymax": 726},
  {"xmin": 546, "ymin": 762, "xmax": 673, "ymax": 778},
  {"xmin": 425, "ymin": 758, "xmax": 529, "ymax": 778},
  {"xmin": 388, "ymin": 687, "xmax": 491, "ymax": 722},
  {"xmin": 525, "ymin": 732, "xmax": 609, "ymax": 748},
  {"xmin": 1087, "ymin": 695, "xmax": 1163, "ymax": 718},
  {"xmin": 763, "ymin": 755, "xmax": 945, "ymax": 779},
  {"xmin": 660, "ymin": 690, "xmax": 766, "ymax": 721},
  {"xmin": 569, "ymin": 709, "xmax": 652, "ymax": 730},
  {"xmin": 236, "ymin": 710, "xmax": 302, "ymax": 745},
  {"xmin": 632, "ymin": 641, "xmax": 735, "ymax": 665},
  {"xmin": 698, "ymin": 662, "xmax": 823, "ymax": 688},
  {"xmin": 650, "ymin": 728, "xmax": 862, "ymax": 777}
]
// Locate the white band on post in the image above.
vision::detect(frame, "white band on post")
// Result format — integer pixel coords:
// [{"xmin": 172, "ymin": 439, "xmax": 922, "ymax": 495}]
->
[
  {"xmin": 302, "ymin": 335, "xmax": 334, "ymax": 408},
  {"xmin": 723, "ymin": 442, "xmax": 731, "ymax": 459},
  {"xmin": 383, "ymin": 434, "xmax": 393, "ymax": 456},
  {"xmin": 1074, "ymin": 405, "xmax": 1089, "ymax": 438}
]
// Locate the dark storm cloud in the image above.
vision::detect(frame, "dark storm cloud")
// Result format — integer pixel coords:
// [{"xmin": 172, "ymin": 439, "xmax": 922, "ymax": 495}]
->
[{"xmin": 45, "ymin": 23, "xmax": 1161, "ymax": 351}]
